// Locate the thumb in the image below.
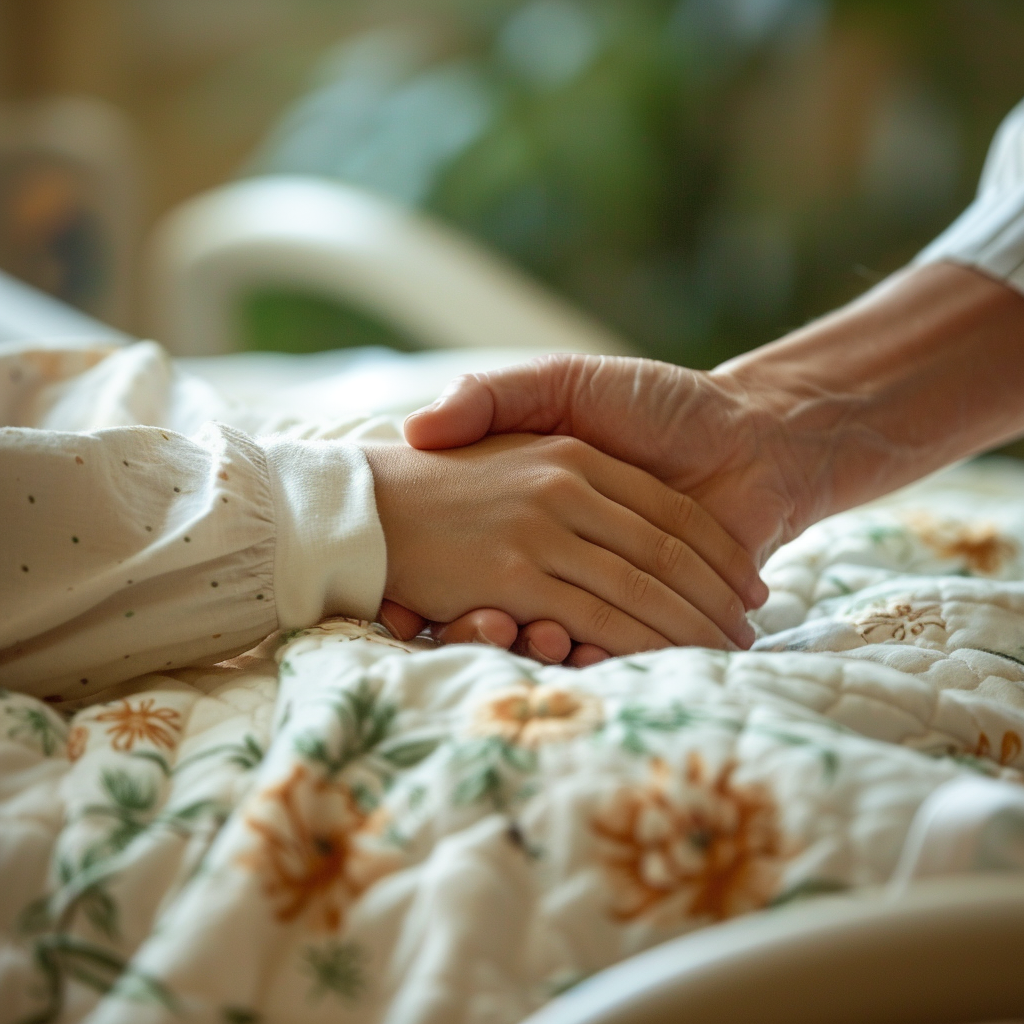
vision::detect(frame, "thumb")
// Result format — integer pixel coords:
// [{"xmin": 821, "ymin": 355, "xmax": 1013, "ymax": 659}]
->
[
  {"xmin": 404, "ymin": 374, "xmax": 495, "ymax": 450},
  {"xmin": 405, "ymin": 354, "xmax": 588, "ymax": 450}
]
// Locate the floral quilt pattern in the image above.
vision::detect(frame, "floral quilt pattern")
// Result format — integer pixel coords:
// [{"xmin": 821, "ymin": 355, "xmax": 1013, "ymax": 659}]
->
[{"xmin": 4, "ymin": 462, "xmax": 1024, "ymax": 1024}]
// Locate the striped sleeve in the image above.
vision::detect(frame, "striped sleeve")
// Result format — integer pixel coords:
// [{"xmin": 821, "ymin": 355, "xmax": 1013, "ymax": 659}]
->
[{"xmin": 915, "ymin": 98, "xmax": 1024, "ymax": 294}]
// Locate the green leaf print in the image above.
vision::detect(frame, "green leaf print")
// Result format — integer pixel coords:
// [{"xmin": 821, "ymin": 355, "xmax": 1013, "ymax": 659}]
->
[
  {"xmin": 378, "ymin": 735, "xmax": 441, "ymax": 768},
  {"xmin": 17, "ymin": 896, "xmax": 54, "ymax": 937},
  {"xmin": 175, "ymin": 734, "xmax": 266, "ymax": 773},
  {"xmin": 101, "ymin": 768, "xmax": 158, "ymax": 813},
  {"xmin": 130, "ymin": 749, "xmax": 173, "ymax": 775},
  {"xmin": 610, "ymin": 703, "xmax": 843, "ymax": 783},
  {"xmin": 865, "ymin": 524, "xmax": 914, "ymax": 562},
  {"xmin": 821, "ymin": 573, "xmax": 854, "ymax": 596},
  {"xmin": 292, "ymin": 678, "xmax": 398, "ymax": 779},
  {"xmin": 302, "ymin": 941, "xmax": 364, "ymax": 1002},
  {"xmin": 110, "ymin": 967, "xmax": 179, "ymax": 1010},
  {"xmin": 79, "ymin": 771, "xmax": 159, "ymax": 859},
  {"xmin": 756, "ymin": 728, "xmax": 841, "ymax": 783},
  {"xmin": 455, "ymin": 764, "xmax": 504, "ymax": 807},
  {"xmin": 21, "ymin": 934, "xmax": 128, "ymax": 1024},
  {"xmin": 80, "ymin": 885, "xmax": 119, "ymax": 940},
  {"xmin": 612, "ymin": 702, "xmax": 741, "ymax": 756},
  {"xmin": 5, "ymin": 704, "xmax": 67, "ymax": 756},
  {"xmin": 450, "ymin": 737, "xmax": 539, "ymax": 810}
]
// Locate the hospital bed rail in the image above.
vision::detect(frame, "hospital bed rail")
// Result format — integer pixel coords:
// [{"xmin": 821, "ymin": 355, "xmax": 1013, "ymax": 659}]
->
[{"xmin": 145, "ymin": 175, "xmax": 632, "ymax": 359}]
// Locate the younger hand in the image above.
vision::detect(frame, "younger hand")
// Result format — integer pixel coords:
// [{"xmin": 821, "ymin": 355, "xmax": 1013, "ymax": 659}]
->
[{"xmin": 361, "ymin": 434, "xmax": 761, "ymax": 656}]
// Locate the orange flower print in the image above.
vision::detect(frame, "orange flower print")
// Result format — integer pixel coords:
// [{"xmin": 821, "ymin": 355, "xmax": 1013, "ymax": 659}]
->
[
  {"xmin": 468, "ymin": 683, "xmax": 604, "ymax": 748},
  {"xmin": 66, "ymin": 725, "xmax": 88, "ymax": 761},
  {"xmin": 973, "ymin": 730, "xmax": 1022, "ymax": 767},
  {"xmin": 94, "ymin": 698, "xmax": 181, "ymax": 752},
  {"xmin": 240, "ymin": 764, "xmax": 398, "ymax": 932},
  {"xmin": 905, "ymin": 512, "xmax": 1017, "ymax": 576},
  {"xmin": 851, "ymin": 602, "xmax": 947, "ymax": 645},
  {"xmin": 591, "ymin": 754, "xmax": 785, "ymax": 926}
]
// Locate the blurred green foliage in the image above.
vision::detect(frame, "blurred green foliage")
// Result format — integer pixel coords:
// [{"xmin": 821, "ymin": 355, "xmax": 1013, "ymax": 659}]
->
[
  {"xmin": 239, "ymin": 288, "xmax": 419, "ymax": 353},
  {"xmin": 248, "ymin": 0, "xmax": 1024, "ymax": 366}
]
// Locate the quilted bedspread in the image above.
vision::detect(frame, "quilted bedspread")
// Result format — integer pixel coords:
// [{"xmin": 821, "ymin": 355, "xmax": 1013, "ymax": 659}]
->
[{"xmin": 4, "ymin": 461, "xmax": 1024, "ymax": 1024}]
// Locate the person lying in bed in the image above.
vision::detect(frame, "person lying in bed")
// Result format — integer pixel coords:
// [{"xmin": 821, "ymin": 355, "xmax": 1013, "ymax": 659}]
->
[
  {"xmin": 0, "ymin": 344, "xmax": 764, "ymax": 700},
  {"xmin": 394, "ymin": 96, "xmax": 1024, "ymax": 663}
]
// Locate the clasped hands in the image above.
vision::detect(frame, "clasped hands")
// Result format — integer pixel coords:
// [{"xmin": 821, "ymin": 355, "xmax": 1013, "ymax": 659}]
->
[{"xmin": 362, "ymin": 353, "xmax": 802, "ymax": 666}]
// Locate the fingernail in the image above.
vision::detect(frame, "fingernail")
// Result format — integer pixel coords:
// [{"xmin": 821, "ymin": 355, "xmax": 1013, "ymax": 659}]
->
[
  {"xmin": 378, "ymin": 610, "xmax": 398, "ymax": 637},
  {"xmin": 526, "ymin": 640, "xmax": 558, "ymax": 665},
  {"xmin": 473, "ymin": 627, "xmax": 496, "ymax": 647},
  {"xmin": 407, "ymin": 396, "xmax": 445, "ymax": 420},
  {"xmin": 749, "ymin": 577, "xmax": 770, "ymax": 609}
]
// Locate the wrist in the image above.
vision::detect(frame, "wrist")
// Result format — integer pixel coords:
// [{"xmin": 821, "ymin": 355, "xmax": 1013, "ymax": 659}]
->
[
  {"xmin": 707, "ymin": 361, "xmax": 837, "ymax": 550},
  {"xmin": 713, "ymin": 262, "xmax": 1024, "ymax": 532}
]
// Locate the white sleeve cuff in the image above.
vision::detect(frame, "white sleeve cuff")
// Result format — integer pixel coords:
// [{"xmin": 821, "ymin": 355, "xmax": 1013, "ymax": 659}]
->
[
  {"xmin": 913, "ymin": 186, "xmax": 1024, "ymax": 294},
  {"xmin": 261, "ymin": 437, "xmax": 386, "ymax": 629},
  {"xmin": 914, "ymin": 98, "xmax": 1024, "ymax": 295}
]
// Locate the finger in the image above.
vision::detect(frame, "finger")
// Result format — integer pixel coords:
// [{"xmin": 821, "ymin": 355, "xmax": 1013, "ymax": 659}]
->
[
  {"xmin": 511, "ymin": 620, "xmax": 573, "ymax": 665},
  {"xmin": 552, "ymin": 537, "xmax": 743, "ymax": 651},
  {"xmin": 574, "ymin": 494, "xmax": 755, "ymax": 648},
  {"xmin": 573, "ymin": 445, "xmax": 764, "ymax": 610},
  {"xmin": 430, "ymin": 609, "xmax": 519, "ymax": 649},
  {"xmin": 404, "ymin": 355, "xmax": 594, "ymax": 450},
  {"xmin": 566, "ymin": 643, "xmax": 610, "ymax": 668},
  {"xmin": 404, "ymin": 375, "xmax": 497, "ymax": 449},
  {"xmin": 531, "ymin": 574, "xmax": 677, "ymax": 657},
  {"xmin": 378, "ymin": 600, "xmax": 427, "ymax": 641}
]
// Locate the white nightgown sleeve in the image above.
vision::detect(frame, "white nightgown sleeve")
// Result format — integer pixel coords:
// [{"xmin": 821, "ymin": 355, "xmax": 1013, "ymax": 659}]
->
[
  {"xmin": 0, "ymin": 344, "xmax": 386, "ymax": 701},
  {"xmin": 915, "ymin": 98, "xmax": 1024, "ymax": 294}
]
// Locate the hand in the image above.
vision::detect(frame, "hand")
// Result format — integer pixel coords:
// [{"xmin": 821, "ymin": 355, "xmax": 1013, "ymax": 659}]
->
[
  {"xmin": 361, "ymin": 433, "xmax": 763, "ymax": 656},
  {"xmin": 389, "ymin": 354, "xmax": 788, "ymax": 663},
  {"xmin": 403, "ymin": 355, "xmax": 804, "ymax": 567},
  {"xmin": 396, "ymin": 264, "xmax": 1024, "ymax": 662},
  {"xmin": 377, "ymin": 600, "xmax": 609, "ymax": 666}
]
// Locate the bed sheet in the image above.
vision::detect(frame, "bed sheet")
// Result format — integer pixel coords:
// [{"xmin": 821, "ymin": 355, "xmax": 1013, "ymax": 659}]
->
[{"xmin": 3, "ymin": 462, "xmax": 1024, "ymax": 1024}]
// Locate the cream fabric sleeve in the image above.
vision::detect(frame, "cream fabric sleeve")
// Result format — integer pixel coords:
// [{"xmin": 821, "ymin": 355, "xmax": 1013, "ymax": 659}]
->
[
  {"xmin": 915, "ymin": 98, "xmax": 1024, "ymax": 292},
  {"xmin": 0, "ymin": 343, "xmax": 386, "ymax": 700}
]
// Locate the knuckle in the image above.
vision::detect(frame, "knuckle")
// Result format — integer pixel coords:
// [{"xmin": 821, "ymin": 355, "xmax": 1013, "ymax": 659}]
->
[
  {"xmin": 668, "ymin": 491, "xmax": 696, "ymax": 532},
  {"xmin": 588, "ymin": 600, "xmax": 614, "ymax": 635},
  {"xmin": 501, "ymin": 550, "xmax": 534, "ymax": 587},
  {"xmin": 536, "ymin": 467, "xmax": 583, "ymax": 503},
  {"xmin": 545, "ymin": 434, "xmax": 587, "ymax": 463},
  {"xmin": 625, "ymin": 568, "xmax": 652, "ymax": 605},
  {"xmin": 654, "ymin": 532, "xmax": 685, "ymax": 575}
]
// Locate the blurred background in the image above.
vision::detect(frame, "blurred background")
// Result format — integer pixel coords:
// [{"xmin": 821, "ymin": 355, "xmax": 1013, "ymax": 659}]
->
[{"xmin": 1, "ymin": 0, "xmax": 1023, "ymax": 366}]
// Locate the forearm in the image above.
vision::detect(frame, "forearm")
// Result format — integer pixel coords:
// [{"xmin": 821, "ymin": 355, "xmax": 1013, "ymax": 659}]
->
[
  {"xmin": 715, "ymin": 261, "xmax": 1024, "ymax": 532},
  {"xmin": 0, "ymin": 422, "xmax": 385, "ymax": 699}
]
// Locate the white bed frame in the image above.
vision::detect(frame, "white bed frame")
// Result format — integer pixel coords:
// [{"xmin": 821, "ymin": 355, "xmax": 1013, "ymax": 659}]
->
[
  {"xmin": 144, "ymin": 176, "xmax": 631, "ymax": 358},
  {"xmin": 521, "ymin": 875, "xmax": 1024, "ymax": 1023}
]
